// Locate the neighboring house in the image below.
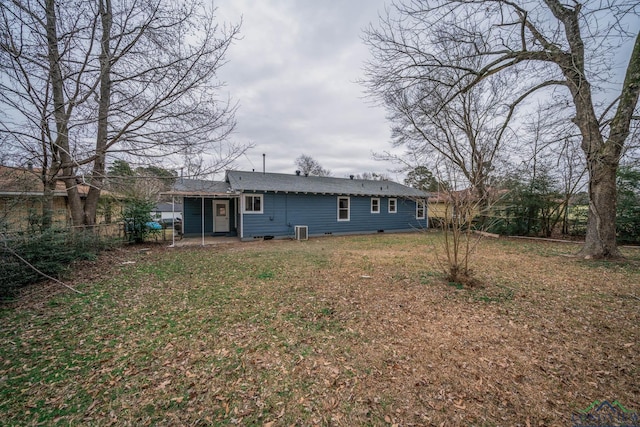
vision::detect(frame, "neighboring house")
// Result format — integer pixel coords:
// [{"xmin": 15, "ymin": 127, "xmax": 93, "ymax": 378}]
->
[
  {"xmin": 165, "ymin": 170, "xmax": 429, "ymax": 240},
  {"xmin": 0, "ymin": 165, "xmax": 121, "ymax": 232},
  {"xmin": 427, "ymin": 190, "xmax": 478, "ymax": 225},
  {"xmin": 428, "ymin": 188, "xmax": 510, "ymax": 227},
  {"xmin": 151, "ymin": 202, "xmax": 183, "ymax": 223}
]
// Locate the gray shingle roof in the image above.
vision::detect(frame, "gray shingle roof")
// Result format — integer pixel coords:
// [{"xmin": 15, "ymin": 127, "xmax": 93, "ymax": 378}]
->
[
  {"xmin": 153, "ymin": 202, "xmax": 183, "ymax": 212},
  {"xmin": 170, "ymin": 178, "xmax": 231, "ymax": 195},
  {"xmin": 226, "ymin": 171, "xmax": 428, "ymax": 198}
]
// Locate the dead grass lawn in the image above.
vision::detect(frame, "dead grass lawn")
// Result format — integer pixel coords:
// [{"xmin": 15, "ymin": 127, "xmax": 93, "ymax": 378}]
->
[{"xmin": 1, "ymin": 232, "xmax": 638, "ymax": 426}]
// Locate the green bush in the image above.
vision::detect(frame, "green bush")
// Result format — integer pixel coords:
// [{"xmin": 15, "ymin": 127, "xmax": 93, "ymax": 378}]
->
[
  {"xmin": 0, "ymin": 229, "xmax": 116, "ymax": 301},
  {"xmin": 122, "ymin": 198, "xmax": 157, "ymax": 243}
]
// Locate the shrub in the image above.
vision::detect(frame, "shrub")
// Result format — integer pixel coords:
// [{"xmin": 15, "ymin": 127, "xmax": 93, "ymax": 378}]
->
[
  {"xmin": 122, "ymin": 198, "xmax": 157, "ymax": 243},
  {"xmin": 0, "ymin": 229, "xmax": 116, "ymax": 301}
]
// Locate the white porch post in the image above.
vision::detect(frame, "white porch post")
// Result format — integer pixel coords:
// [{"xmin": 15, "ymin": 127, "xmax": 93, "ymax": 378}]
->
[
  {"xmin": 171, "ymin": 196, "xmax": 176, "ymax": 247},
  {"xmin": 201, "ymin": 196, "xmax": 205, "ymax": 246}
]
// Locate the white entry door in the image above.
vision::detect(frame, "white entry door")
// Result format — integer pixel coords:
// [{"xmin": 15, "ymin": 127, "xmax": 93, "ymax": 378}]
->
[{"xmin": 214, "ymin": 200, "xmax": 230, "ymax": 233}]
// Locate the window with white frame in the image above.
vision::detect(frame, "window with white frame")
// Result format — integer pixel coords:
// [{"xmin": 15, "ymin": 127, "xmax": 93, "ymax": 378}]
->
[
  {"xmin": 337, "ymin": 196, "xmax": 350, "ymax": 221},
  {"xmin": 243, "ymin": 194, "xmax": 263, "ymax": 214},
  {"xmin": 388, "ymin": 198, "xmax": 397, "ymax": 213},
  {"xmin": 371, "ymin": 197, "xmax": 380, "ymax": 214},
  {"xmin": 416, "ymin": 199, "xmax": 426, "ymax": 219}
]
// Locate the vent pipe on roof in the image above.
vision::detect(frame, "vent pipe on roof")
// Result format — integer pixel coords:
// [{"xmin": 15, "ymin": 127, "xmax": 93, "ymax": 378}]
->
[
  {"xmin": 263, "ymin": 153, "xmax": 266, "ymax": 174},
  {"xmin": 304, "ymin": 172, "xmax": 309, "ymax": 177},
  {"xmin": 27, "ymin": 161, "xmax": 33, "ymax": 171}
]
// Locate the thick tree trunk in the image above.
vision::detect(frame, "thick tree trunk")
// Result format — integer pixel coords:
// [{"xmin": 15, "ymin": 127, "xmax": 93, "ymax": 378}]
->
[
  {"xmin": 576, "ymin": 32, "xmax": 640, "ymax": 258},
  {"xmin": 46, "ymin": 0, "xmax": 87, "ymax": 229},
  {"xmin": 554, "ymin": 10, "xmax": 636, "ymax": 258},
  {"xmin": 63, "ymin": 176, "xmax": 85, "ymax": 229},
  {"xmin": 579, "ymin": 160, "xmax": 621, "ymax": 258},
  {"xmin": 83, "ymin": 0, "xmax": 112, "ymax": 228},
  {"xmin": 574, "ymin": 128, "xmax": 623, "ymax": 258},
  {"xmin": 84, "ymin": 181, "xmax": 101, "ymax": 227},
  {"xmin": 46, "ymin": 0, "xmax": 83, "ymax": 228},
  {"xmin": 41, "ymin": 180, "xmax": 56, "ymax": 230}
]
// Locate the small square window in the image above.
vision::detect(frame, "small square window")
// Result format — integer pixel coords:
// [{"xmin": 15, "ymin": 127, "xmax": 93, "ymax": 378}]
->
[
  {"xmin": 388, "ymin": 198, "xmax": 397, "ymax": 213},
  {"xmin": 416, "ymin": 200, "xmax": 426, "ymax": 219},
  {"xmin": 337, "ymin": 196, "xmax": 350, "ymax": 221},
  {"xmin": 371, "ymin": 198, "xmax": 380, "ymax": 214}
]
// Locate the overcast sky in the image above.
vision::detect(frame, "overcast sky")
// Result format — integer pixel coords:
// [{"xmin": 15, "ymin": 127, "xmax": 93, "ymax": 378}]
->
[{"xmin": 215, "ymin": 0, "xmax": 399, "ymax": 179}]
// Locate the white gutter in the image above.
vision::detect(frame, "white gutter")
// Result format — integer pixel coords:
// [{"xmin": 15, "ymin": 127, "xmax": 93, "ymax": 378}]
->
[{"xmin": 239, "ymin": 193, "xmax": 244, "ymax": 239}]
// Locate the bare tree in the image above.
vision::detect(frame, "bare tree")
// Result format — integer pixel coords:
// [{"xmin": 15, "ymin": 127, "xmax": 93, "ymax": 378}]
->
[
  {"xmin": 353, "ymin": 171, "xmax": 391, "ymax": 181},
  {"xmin": 294, "ymin": 154, "xmax": 331, "ymax": 177},
  {"xmin": 0, "ymin": 0, "xmax": 248, "ymax": 229},
  {"xmin": 106, "ymin": 160, "xmax": 167, "ymax": 203},
  {"xmin": 363, "ymin": 0, "xmax": 640, "ymax": 259},
  {"xmin": 404, "ymin": 166, "xmax": 442, "ymax": 192},
  {"xmin": 523, "ymin": 109, "xmax": 587, "ymax": 236},
  {"xmin": 420, "ymin": 160, "xmax": 488, "ymax": 286},
  {"xmin": 365, "ymin": 39, "xmax": 516, "ymax": 226},
  {"xmin": 436, "ymin": 188, "xmax": 483, "ymax": 286}
]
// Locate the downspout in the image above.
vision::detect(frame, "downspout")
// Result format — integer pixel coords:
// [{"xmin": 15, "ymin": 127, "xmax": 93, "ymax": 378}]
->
[
  {"xmin": 213, "ymin": 196, "xmax": 220, "ymax": 233},
  {"xmin": 239, "ymin": 193, "xmax": 243, "ymax": 239},
  {"xmin": 425, "ymin": 197, "xmax": 429, "ymax": 229},
  {"xmin": 201, "ymin": 196, "xmax": 205, "ymax": 246},
  {"xmin": 234, "ymin": 197, "xmax": 238, "ymax": 234}
]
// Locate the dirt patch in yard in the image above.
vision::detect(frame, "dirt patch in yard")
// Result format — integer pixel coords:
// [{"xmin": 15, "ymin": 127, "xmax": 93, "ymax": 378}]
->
[{"xmin": 1, "ymin": 233, "xmax": 638, "ymax": 426}]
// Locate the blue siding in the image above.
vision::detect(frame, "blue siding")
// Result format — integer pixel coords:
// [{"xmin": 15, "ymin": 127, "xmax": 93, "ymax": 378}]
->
[
  {"xmin": 183, "ymin": 197, "xmax": 213, "ymax": 235},
  {"xmin": 241, "ymin": 193, "xmax": 427, "ymax": 239},
  {"xmin": 183, "ymin": 197, "xmax": 237, "ymax": 236}
]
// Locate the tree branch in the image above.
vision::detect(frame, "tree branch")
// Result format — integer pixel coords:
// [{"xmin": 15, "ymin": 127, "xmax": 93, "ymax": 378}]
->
[{"xmin": 1, "ymin": 242, "xmax": 82, "ymax": 295}]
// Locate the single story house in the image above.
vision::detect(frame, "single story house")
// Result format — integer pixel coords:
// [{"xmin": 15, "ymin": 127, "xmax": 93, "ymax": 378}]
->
[
  {"xmin": 428, "ymin": 187, "xmax": 510, "ymax": 228},
  {"xmin": 0, "ymin": 165, "xmax": 121, "ymax": 233},
  {"xmin": 164, "ymin": 170, "xmax": 429, "ymax": 241},
  {"xmin": 151, "ymin": 202, "xmax": 183, "ymax": 223}
]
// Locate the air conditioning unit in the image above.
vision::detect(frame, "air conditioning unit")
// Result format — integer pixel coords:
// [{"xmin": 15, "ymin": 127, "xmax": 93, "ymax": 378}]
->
[{"xmin": 294, "ymin": 225, "xmax": 308, "ymax": 241}]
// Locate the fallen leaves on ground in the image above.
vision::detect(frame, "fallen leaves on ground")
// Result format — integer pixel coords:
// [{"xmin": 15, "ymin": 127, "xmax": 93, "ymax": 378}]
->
[{"xmin": 1, "ymin": 233, "xmax": 638, "ymax": 425}]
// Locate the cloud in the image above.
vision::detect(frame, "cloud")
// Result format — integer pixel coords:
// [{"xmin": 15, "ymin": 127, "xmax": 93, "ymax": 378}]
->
[{"xmin": 214, "ymin": 0, "xmax": 401, "ymax": 178}]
